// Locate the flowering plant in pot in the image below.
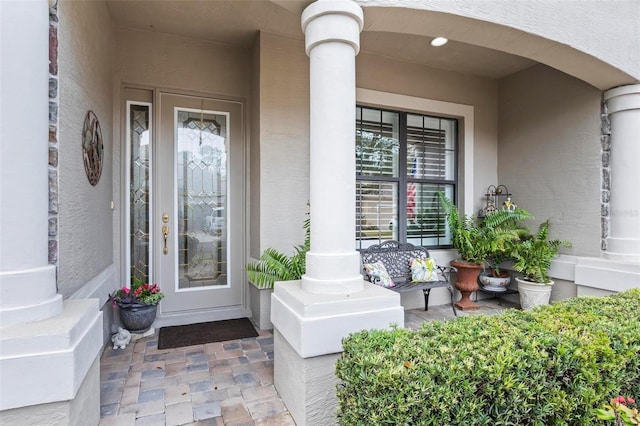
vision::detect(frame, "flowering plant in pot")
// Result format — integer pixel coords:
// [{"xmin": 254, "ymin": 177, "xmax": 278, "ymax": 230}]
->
[
  {"xmin": 110, "ymin": 278, "xmax": 164, "ymax": 333},
  {"xmin": 110, "ymin": 280, "xmax": 164, "ymax": 307}
]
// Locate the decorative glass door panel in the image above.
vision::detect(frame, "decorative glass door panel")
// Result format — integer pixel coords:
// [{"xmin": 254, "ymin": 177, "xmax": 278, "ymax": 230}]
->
[
  {"xmin": 128, "ymin": 102, "xmax": 152, "ymax": 286},
  {"xmin": 176, "ymin": 109, "xmax": 227, "ymax": 289},
  {"xmin": 158, "ymin": 93, "xmax": 243, "ymax": 314}
]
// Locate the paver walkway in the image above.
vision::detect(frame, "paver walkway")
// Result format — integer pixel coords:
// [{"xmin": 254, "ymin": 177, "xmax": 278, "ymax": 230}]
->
[{"xmin": 99, "ymin": 298, "xmax": 518, "ymax": 425}]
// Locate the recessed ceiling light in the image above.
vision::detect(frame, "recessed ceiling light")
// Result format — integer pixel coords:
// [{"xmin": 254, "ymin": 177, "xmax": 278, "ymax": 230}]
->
[{"xmin": 431, "ymin": 37, "xmax": 448, "ymax": 47}]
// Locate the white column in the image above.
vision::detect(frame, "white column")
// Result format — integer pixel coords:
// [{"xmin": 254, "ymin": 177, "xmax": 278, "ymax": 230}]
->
[
  {"xmin": 603, "ymin": 85, "xmax": 640, "ymax": 262},
  {"xmin": 0, "ymin": 0, "xmax": 62, "ymax": 327},
  {"xmin": 0, "ymin": 2, "xmax": 103, "ymax": 417},
  {"xmin": 301, "ymin": 0, "xmax": 364, "ymax": 294},
  {"xmin": 271, "ymin": 3, "xmax": 404, "ymax": 424}
]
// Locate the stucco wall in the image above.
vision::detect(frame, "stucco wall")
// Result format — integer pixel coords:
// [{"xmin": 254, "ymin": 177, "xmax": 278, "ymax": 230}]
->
[
  {"xmin": 58, "ymin": 0, "xmax": 115, "ymax": 297},
  {"xmin": 257, "ymin": 34, "xmax": 311, "ymax": 254},
  {"xmin": 257, "ymin": 33, "xmax": 500, "ymax": 253},
  {"xmin": 114, "ymin": 28, "xmax": 251, "ymax": 99},
  {"xmin": 498, "ymin": 64, "xmax": 601, "ymax": 257},
  {"xmin": 249, "ymin": 36, "xmax": 261, "ymax": 259},
  {"xmin": 359, "ymin": 0, "xmax": 640, "ymax": 89}
]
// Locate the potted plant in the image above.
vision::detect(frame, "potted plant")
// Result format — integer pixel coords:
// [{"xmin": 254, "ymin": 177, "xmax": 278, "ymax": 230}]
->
[
  {"xmin": 479, "ymin": 252, "xmax": 514, "ymax": 292},
  {"xmin": 439, "ymin": 193, "xmax": 531, "ymax": 309},
  {"xmin": 479, "ymin": 211, "xmax": 531, "ymax": 291},
  {"xmin": 110, "ymin": 278, "xmax": 164, "ymax": 333},
  {"xmin": 245, "ymin": 215, "xmax": 309, "ymax": 329},
  {"xmin": 511, "ymin": 220, "xmax": 571, "ymax": 310}
]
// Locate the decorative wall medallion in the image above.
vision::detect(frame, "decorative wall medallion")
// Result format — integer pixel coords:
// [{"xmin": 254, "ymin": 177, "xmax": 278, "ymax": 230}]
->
[{"xmin": 82, "ymin": 110, "xmax": 103, "ymax": 186}]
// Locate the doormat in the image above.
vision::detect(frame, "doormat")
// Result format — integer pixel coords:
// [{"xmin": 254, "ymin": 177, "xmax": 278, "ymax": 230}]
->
[{"xmin": 157, "ymin": 317, "xmax": 258, "ymax": 350}]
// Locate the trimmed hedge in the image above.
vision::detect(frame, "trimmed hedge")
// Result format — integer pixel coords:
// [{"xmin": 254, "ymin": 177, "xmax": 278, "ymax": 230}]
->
[{"xmin": 336, "ymin": 289, "xmax": 640, "ymax": 425}]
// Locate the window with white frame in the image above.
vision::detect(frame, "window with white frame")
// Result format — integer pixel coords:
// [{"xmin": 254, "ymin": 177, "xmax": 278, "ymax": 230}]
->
[{"xmin": 355, "ymin": 105, "xmax": 457, "ymax": 249}]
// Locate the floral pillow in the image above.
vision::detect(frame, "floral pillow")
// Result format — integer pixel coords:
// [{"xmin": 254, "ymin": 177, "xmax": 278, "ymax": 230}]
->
[
  {"xmin": 410, "ymin": 257, "xmax": 440, "ymax": 282},
  {"xmin": 363, "ymin": 261, "xmax": 395, "ymax": 288}
]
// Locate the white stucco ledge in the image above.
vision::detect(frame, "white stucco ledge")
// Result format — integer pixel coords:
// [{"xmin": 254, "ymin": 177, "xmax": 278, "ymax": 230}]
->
[
  {"xmin": 575, "ymin": 257, "xmax": 640, "ymax": 293},
  {"xmin": 548, "ymin": 255, "xmax": 578, "ymax": 281},
  {"xmin": 271, "ymin": 280, "xmax": 404, "ymax": 358},
  {"xmin": 0, "ymin": 299, "xmax": 103, "ymax": 410}
]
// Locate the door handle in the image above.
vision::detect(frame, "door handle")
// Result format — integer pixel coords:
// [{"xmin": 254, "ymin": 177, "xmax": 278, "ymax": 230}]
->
[{"xmin": 162, "ymin": 225, "xmax": 169, "ymax": 255}]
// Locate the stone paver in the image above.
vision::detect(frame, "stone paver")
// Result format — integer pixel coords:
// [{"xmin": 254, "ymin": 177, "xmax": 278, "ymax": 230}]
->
[
  {"xmin": 100, "ymin": 299, "xmax": 515, "ymax": 425},
  {"xmin": 166, "ymin": 401, "xmax": 195, "ymax": 425}
]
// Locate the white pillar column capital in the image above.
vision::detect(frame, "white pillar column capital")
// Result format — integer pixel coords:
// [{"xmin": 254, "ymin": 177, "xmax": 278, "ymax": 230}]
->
[
  {"xmin": 302, "ymin": 0, "xmax": 364, "ymax": 56},
  {"xmin": 603, "ymin": 84, "xmax": 640, "ymax": 262},
  {"xmin": 604, "ymin": 84, "xmax": 640, "ymax": 114}
]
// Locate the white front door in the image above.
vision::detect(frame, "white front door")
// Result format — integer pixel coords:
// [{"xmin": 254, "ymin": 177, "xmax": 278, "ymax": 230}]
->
[{"xmin": 156, "ymin": 92, "xmax": 244, "ymax": 315}]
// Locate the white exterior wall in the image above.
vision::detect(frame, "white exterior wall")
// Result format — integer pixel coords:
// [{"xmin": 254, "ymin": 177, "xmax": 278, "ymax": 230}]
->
[
  {"xmin": 57, "ymin": 0, "xmax": 115, "ymax": 297},
  {"xmin": 499, "ymin": 64, "xmax": 602, "ymax": 257}
]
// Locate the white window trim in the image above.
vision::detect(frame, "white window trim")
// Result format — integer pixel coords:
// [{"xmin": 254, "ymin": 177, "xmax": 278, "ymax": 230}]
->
[{"xmin": 356, "ymin": 88, "xmax": 475, "ymax": 215}]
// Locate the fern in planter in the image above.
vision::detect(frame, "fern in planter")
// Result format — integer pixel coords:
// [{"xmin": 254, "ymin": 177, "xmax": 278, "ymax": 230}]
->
[
  {"xmin": 511, "ymin": 220, "xmax": 571, "ymax": 284},
  {"xmin": 246, "ymin": 216, "xmax": 310, "ymax": 289},
  {"xmin": 481, "ymin": 208, "xmax": 532, "ymax": 275},
  {"xmin": 438, "ymin": 193, "xmax": 532, "ymax": 267}
]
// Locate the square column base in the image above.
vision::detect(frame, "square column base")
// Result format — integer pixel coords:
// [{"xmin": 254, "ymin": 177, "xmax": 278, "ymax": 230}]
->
[
  {"xmin": 271, "ymin": 280, "xmax": 403, "ymax": 425},
  {"xmin": 0, "ymin": 358, "xmax": 100, "ymax": 426},
  {"xmin": 0, "ymin": 299, "xmax": 103, "ymax": 412},
  {"xmin": 274, "ymin": 329, "xmax": 341, "ymax": 426}
]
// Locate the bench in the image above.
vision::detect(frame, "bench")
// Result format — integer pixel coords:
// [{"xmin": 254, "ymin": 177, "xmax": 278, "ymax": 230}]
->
[{"xmin": 360, "ymin": 240, "xmax": 457, "ymax": 316}]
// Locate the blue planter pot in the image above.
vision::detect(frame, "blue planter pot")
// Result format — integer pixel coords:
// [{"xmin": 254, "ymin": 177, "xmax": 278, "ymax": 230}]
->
[{"xmin": 118, "ymin": 304, "xmax": 157, "ymax": 333}]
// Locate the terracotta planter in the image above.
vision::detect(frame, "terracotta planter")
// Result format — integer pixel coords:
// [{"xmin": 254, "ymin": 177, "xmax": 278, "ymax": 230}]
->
[
  {"xmin": 118, "ymin": 303, "xmax": 158, "ymax": 333},
  {"xmin": 450, "ymin": 260, "xmax": 483, "ymax": 310}
]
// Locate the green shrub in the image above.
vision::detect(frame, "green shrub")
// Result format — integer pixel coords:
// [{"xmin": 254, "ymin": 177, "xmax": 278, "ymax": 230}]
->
[{"xmin": 336, "ymin": 289, "xmax": 640, "ymax": 425}]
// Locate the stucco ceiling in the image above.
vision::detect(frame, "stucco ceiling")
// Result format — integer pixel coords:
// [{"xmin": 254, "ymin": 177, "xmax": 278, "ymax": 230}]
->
[{"xmin": 106, "ymin": 0, "xmax": 536, "ymax": 80}]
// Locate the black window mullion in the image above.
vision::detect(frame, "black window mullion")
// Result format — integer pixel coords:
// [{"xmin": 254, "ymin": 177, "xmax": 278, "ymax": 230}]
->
[
  {"xmin": 398, "ymin": 112, "xmax": 407, "ymax": 243},
  {"xmin": 453, "ymin": 119, "xmax": 459, "ymax": 206}
]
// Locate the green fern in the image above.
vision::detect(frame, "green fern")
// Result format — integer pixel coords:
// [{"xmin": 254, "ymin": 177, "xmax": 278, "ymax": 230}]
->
[
  {"xmin": 512, "ymin": 220, "xmax": 571, "ymax": 283},
  {"xmin": 438, "ymin": 192, "xmax": 532, "ymax": 268},
  {"xmin": 246, "ymin": 214, "xmax": 310, "ymax": 289},
  {"xmin": 481, "ymin": 208, "xmax": 532, "ymax": 229},
  {"xmin": 481, "ymin": 209, "xmax": 532, "ymax": 274}
]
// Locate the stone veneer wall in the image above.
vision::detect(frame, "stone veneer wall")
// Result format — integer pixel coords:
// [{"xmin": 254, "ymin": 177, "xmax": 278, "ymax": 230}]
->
[
  {"xmin": 601, "ymin": 98, "xmax": 611, "ymax": 251},
  {"xmin": 48, "ymin": 3, "xmax": 59, "ymax": 269}
]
